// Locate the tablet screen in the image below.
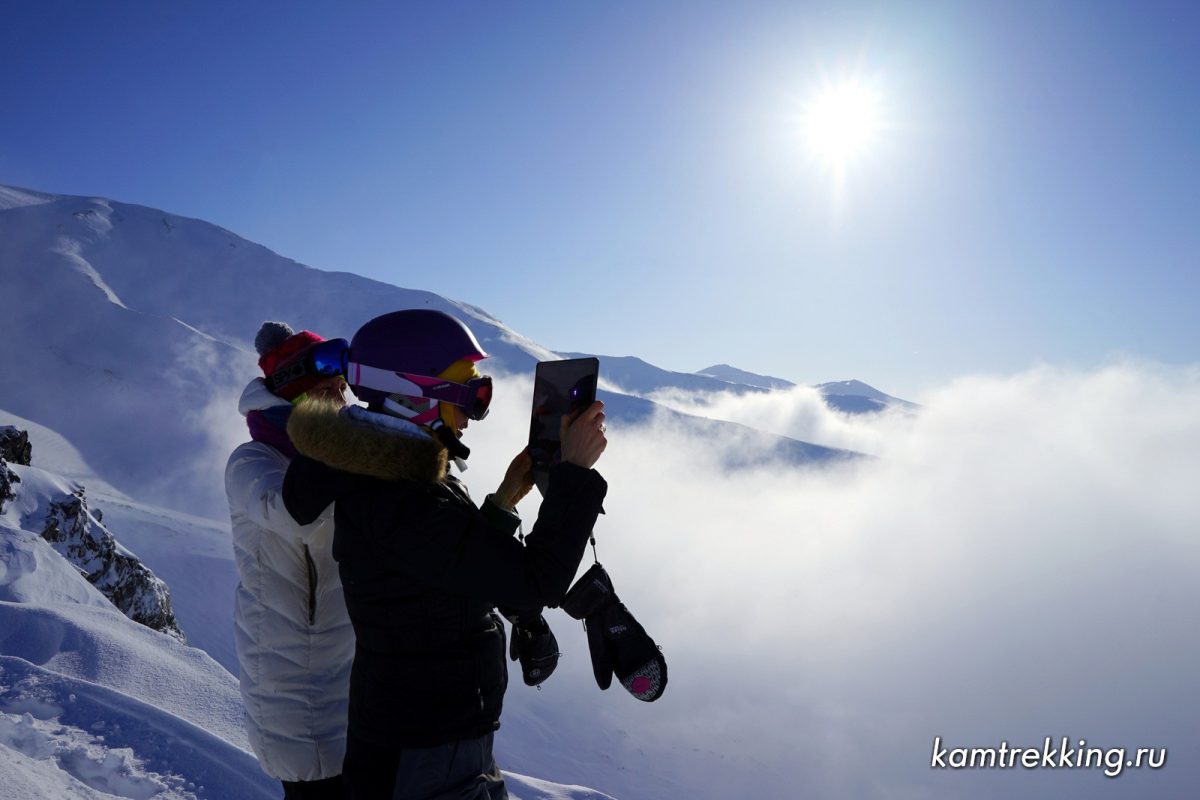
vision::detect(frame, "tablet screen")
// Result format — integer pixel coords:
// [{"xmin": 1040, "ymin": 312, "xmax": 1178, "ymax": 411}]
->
[{"xmin": 529, "ymin": 357, "xmax": 599, "ymax": 472}]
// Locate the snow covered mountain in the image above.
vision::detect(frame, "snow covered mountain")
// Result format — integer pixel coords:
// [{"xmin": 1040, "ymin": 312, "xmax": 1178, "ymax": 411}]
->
[
  {"xmin": 695, "ymin": 363, "xmax": 795, "ymax": 390},
  {"xmin": 570, "ymin": 353, "xmax": 914, "ymax": 415},
  {"xmin": 566, "ymin": 353, "xmax": 769, "ymax": 396},
  {"xmin": 816, "ymin": 379, "xmax": 918, "ymax": 415},
  {"xmin": 0, "ymin": 183, "xmax": 857, "ymax": 521}
]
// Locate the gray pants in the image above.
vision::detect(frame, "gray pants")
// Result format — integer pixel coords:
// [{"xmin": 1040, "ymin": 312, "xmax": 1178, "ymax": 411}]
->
[
  {"xmin": 345, "ymin": 731, "xmax": 508, "ymax": 800},
  {"xmin": 390, "ymin": 733, "xmax": 507, "ymax": 800}
]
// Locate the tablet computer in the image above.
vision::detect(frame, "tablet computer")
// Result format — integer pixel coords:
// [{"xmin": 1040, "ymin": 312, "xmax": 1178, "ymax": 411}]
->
[{"xmin": 529, "ymin": 357, "xmax": 599, "ymax": 494}]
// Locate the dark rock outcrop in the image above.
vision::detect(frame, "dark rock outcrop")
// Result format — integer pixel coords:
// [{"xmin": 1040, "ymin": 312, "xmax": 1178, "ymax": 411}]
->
[
  {"xmin": 41, "ymin": 488, "xmax": 185, "ymax": 641},
  {"xmin": 0, "ymin": 426, "xmax": 32, "ymax": 466},
  {"xmin": 0, "ymin": 455, "xmax": 19, "ymax": 514}
]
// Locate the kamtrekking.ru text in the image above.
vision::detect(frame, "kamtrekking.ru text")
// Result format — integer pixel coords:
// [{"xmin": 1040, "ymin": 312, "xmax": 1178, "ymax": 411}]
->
[{"xmin": 930, "ymin": 736, "xmax": 1166, "ymax": 779}]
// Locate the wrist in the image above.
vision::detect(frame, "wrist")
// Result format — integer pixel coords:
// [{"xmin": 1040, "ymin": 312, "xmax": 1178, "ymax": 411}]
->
[{"xmin": 490, "ymin": 490, "xmax": 516, "ymax": 511}]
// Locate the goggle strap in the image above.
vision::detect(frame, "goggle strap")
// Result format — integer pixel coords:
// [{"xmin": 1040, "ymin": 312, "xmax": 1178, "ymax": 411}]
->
[
  {"xmin": 266, "ymin": 360, "xmax": 308, "ymax": 393},
  {"xmin": 348, "ymin": 362, "xmax": 425, "ymax": 398},
  {"xmin": 382, "ymin": 395, "xmax": 431, "ymax": 420}
]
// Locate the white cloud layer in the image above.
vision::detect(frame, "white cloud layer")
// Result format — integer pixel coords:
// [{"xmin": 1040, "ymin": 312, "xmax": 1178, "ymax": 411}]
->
[
  {"xmin": 158, "ymin": 340, "xmax": 261, "ymax": 518},
  {"xmin": 461, "ymin": 361, "xmax": 1200, "ymax": 800},
  {"xmin": 645, "ymin": 380, "xmax": 914, "ymax": 456}
]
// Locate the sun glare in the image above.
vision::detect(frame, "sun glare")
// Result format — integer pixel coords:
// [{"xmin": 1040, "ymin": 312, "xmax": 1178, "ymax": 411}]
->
[{"xmin": 801, "ymin": 80, "xmax": 883, "ymax": 171}]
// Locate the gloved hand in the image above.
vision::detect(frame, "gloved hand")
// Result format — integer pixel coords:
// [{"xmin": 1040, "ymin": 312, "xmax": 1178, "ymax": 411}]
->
[
  {"xmin": 506, "ymin": 613, "xmax": 559, "ymax": 687},
  {"xmin": 560, "ymin": 563, "xmax": 667, "ymax": 702}
]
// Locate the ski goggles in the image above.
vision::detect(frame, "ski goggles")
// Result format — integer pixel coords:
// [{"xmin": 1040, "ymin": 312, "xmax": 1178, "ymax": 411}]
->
[
  {"xmin": 265, "ymin": 338, "xmax": 350, "ymax": 394},
  {"xmin": 348, "ymin": 361, "xmax": 493, "ymax": 420}
]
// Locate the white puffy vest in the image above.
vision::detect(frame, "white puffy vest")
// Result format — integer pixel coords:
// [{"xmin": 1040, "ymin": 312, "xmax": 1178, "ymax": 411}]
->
[{"xmin": 226, "ymin": 379, "xmax": 353, "ymax": 782}]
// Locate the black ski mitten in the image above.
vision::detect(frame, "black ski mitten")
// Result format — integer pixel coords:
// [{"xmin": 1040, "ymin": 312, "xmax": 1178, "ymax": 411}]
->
[
  {"xmin": 504, "ymin": 612, "xmax": 560, "ymax": 687},
  {"xmin": 560, "ymin": 563, "xmax": 667, "ymax": 702}
]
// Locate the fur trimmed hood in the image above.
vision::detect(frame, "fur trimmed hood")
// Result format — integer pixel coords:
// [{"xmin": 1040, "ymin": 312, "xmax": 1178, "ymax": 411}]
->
[{"xmin": 287, "ymin": 399, "xmax": 449, "ymax": 483}]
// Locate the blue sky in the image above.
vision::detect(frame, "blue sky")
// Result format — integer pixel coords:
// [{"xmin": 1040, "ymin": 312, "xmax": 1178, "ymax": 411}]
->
[{"xmin": 3, "ymin": 1, "xmax": 1197, "ymax": 399}]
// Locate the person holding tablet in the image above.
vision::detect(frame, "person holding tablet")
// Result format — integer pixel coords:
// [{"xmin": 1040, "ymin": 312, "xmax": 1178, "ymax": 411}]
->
[{"xmin": 280, "ymin": 309, "xmax": 608, "ymax": 800}]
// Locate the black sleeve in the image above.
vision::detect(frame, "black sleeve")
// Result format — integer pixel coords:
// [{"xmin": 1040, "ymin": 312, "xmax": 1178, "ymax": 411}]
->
[
  {"xmin": 372, "ymin": 461, "xmax": 607, "ymax": 610},
  {"xmin": 479, "ymin": 497, "xmax": 547, "ymax": 623},
  {"xmin": 283, "ymin": 454, "xmax": 348, "ymax": 525},
  {"xmin": 479, "ymin": 494, "xmax": 522, "ymax": 535}
]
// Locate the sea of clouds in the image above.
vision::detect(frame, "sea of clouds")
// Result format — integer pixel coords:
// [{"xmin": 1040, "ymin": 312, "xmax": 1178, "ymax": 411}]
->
[{"xmin": 461, "ymin": 360, "xmax": 1199, "ymax": 800}]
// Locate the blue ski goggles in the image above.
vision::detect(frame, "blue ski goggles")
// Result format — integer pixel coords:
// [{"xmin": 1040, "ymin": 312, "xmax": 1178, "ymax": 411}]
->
[{"xmin": 265, "ymin": 338, "xmax": 350, "ymax": 394}]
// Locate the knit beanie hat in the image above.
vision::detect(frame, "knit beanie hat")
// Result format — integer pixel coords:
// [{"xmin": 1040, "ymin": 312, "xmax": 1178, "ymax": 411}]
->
[{"xmin": 255, "ymin": 321, "xmax": 326, "ymax": 400}]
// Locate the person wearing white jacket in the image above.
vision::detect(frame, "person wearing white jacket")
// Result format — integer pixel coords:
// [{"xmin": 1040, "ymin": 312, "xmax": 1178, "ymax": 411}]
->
[{"xmin": 226, "ymin": 322, "xmax": 354, "ymax": 800}]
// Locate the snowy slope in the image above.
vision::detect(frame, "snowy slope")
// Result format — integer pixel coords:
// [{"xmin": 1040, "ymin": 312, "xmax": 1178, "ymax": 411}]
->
[
  {"xmin": 0, "ymin": 409, "xmax": 240, "ymax": 674},
  {"xmin": 83, "ymin": 495, "xmax": 241, "ymax": 675},
  {"xmin": 0, "ymin": 656, "xmax": 273, "ymax": 800},
  {"xmin": 0, "ymin": 413, "xmax": 124, "ymax": 500},
  {"xmin": 0, "ymin": 184, "xmax": 564, "ymax": 519},
  {"xmin": 2, "ymin": 419, "xmax": 619, "ymax": 799},
  {"xmin": 0, "ymin": 183, "xmax": 856, "ymax": 520},
  {"xmin": 1, "ymin": 454, "xmax": 278, "ymax": 797}
]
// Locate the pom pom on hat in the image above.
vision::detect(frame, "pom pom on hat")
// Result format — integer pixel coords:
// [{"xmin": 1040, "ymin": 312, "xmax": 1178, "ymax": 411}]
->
[{"xmin": 255, "ymin": 321, "xmax": 295, "ymax": 358}]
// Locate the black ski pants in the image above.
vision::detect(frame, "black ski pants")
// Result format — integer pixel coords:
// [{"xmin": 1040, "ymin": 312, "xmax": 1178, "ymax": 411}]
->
[{"xmin": 282, "ymin": 775, "xmax": 348, "ymax": 799}]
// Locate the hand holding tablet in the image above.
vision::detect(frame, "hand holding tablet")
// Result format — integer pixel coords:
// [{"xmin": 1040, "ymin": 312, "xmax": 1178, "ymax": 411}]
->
[{"xmin": 561, "ymin": 400, "xmax": 606, "ymax": 469}]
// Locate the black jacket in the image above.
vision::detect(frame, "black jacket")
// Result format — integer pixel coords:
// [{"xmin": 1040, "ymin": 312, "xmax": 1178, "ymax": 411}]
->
[{"xmin": 281, "ymin": 401, "xmax": 607, "ymax": 748}]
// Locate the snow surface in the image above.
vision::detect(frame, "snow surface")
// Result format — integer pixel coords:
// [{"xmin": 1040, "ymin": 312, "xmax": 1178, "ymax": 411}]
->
[
  {"xmin": 504, "ymin": 772, "xmax": 618, "ymax": 800},
  {"xmin": 2, "ymin": 420, "xmax": 614, "ymax": 799},
  {"xmin": 84, "ymin": 494, "xmax": 240, "ymax": 674},
  {"xmin": 0, "ymin": 409, "xmax": 127, "ymax": 500},
  {"xmin": 0, "ymin": 656, "xmax": 274, "ymax": 800},
  {"xmin": 0, "ymin": 185, "xmax": 56, "ymax": 210},
  {"xmin": 0, "ymin": 543, "xmax": 248, "ymax": 746},
  {"xmin": 0, "ymin": 408, "xmax": 239, "ymax": 672},
  {"xmin": 1, "ymin": 460, "xmax": 278, "ymax": 798}
]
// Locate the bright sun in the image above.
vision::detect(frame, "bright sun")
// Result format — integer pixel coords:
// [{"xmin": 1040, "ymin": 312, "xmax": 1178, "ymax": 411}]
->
[{"xmin": 801, "ymin": 80, "xmax": 883, "ymax": 171}]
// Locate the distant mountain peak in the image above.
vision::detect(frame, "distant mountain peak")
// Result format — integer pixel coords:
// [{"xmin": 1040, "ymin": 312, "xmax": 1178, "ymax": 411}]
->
[
  {"xmin": 816, "ymin": 379, "xmax": 888, "ymax": 399},
  {"xmin": 815, "ymin": 380, "xmax": 916, "ymax": 414},
  {"xmin": 694, "ymin": 364, "xmax": 795, "ymax": 390}
]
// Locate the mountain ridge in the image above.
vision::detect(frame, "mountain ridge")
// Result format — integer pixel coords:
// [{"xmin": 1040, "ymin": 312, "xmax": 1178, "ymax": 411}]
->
[{"xmin": 0, "ymin": 182, "xmax": 860, "ymax": 519}]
